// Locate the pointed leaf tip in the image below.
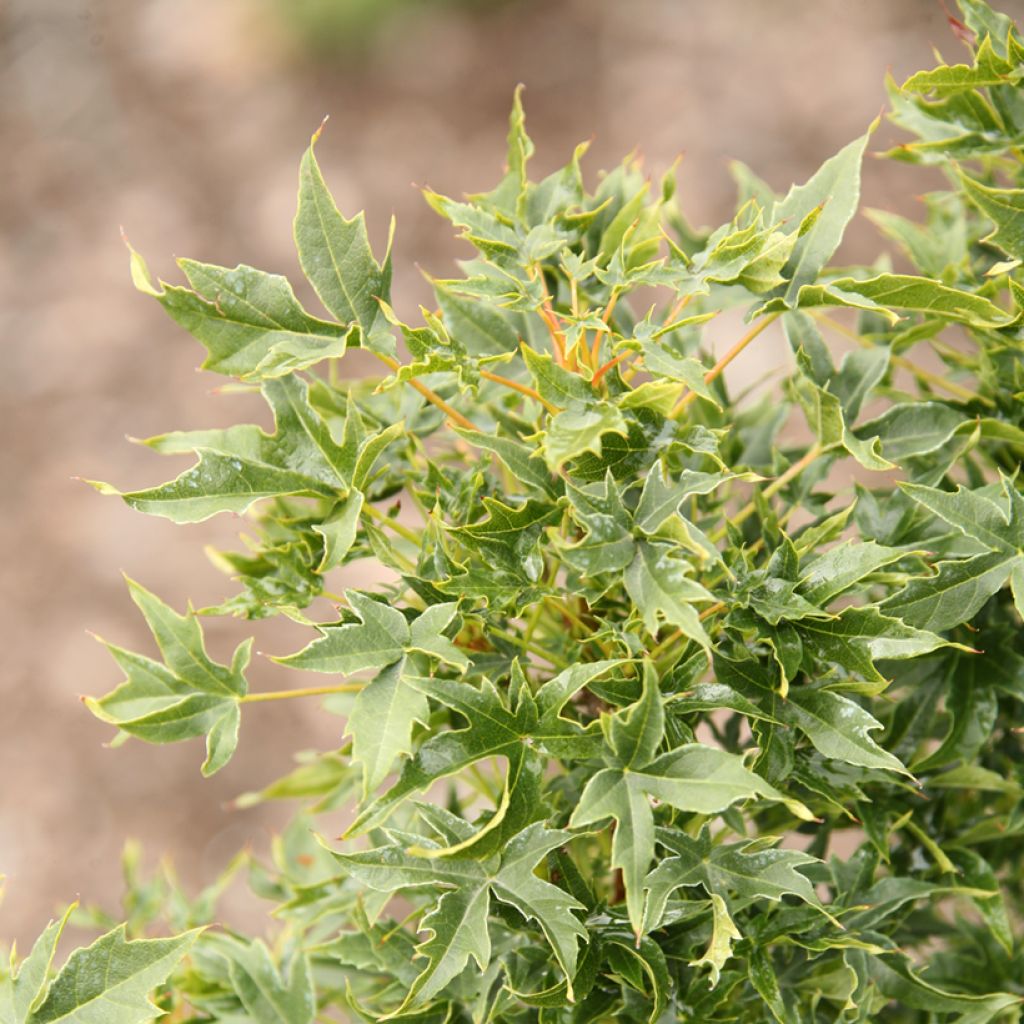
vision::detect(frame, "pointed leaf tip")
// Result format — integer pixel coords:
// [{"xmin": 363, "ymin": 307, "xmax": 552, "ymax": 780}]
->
[
  {"xmin": 80, "ymin": 477, "xmax": 121, "ymax": 496},
  {"xmin": 311, "ymin": 114, "xmax": 330, "ymax": 145}
]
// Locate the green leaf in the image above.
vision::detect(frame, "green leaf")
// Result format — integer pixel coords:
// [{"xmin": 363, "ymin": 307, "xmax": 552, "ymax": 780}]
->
[
  {"xmin": 127, "ymin": 253, "xmax": 352, "ymax": 379},
  {"xmin": 261, "ymin": 375, "xmax": 356, "ymax": 484},
  {"xmin": 219, "ymin": 938, "xmax": 315, "ymax": 1024},
  {"xmin": 27, "ymin": 925, "xmax": 198, "ymax": 1024},
  {"xmin": 571, "ymin": 733, "xmax": 811, "ymax": 935},
  {"xmin": 792, "ymin": 273, "xmax": 1014, "ymax": 328},
  {"xmin": 532, "ymin": 659, "xmax": 626, "ymax": 758},
  {"xmin": 731, "ymin": 160, "xmax": 779, "ymax": 209},
  {"xmin": 345, "ymin": 676, "xmax": 526, "ymax": 835},
  {"xmin": 884, "ymin": 480, "xmax": 1024, "ymax": 627},
  {"xmin": 598, "ymin": 181, "xmax": 651, "ymax": 263},
  {"xmin": 569, "ymin": 768, "xmax": 653, "ymax": 938},
  {"xmin": 690, "ymin": 894, "xmax": 742, "ymax": 989},
  {"xmin": 274, "ymin": 590, "xmax": 409, "ymax": 674},
  {"xmin": 799, "ymin": 540, "xmax": 912, "ymax": 605},
  {"xmin": 275, "ymin": 596, "xmax": 466, "ymax": 794},
  {"xmin": 449, "ymin": 496, "xmax": 561, "ymax": 571},
  {"xmin": 772, "ymin": 124, "xmax": 873, "ymax": 303},
  {"xmin": 716, "ymin": 652, "xmax": 914, "ymax": 773},
  {"xmin": 784, "ymin": 688, "xmax": 910, "ymax": 774},
  {"xmin": 883, "ymin": 549, "xmax": 1016, "ymax": 631},
  {"xmin": 91, "ymin": 451, "xmax": 333, "ymax": 525},
  {"xmin": 407, "ymin": 603, "xmax": 470, "ymax": 671},
  {"xmin": 95, "ymin": 375, "xmax": 366, "ymax": 523},
  {"xmin": 643, "ymin": 828, "xmax": 823, "ymax": 933},
  {"xmin": 843, "ymin": 877, "xmax": 996, "ymax": 933},
  {"xmin": 637, "ymin": 349, "xmax": 720, "ymax": 409},
  {"xmin": 791, "ymin": 356, "xmax": 893, "ymax": 471},
  {"xmin": 352, "ymin": 421, "xmax": 406, "ymax": 491},
  {"xmin": 685, "ymin": 208, "xmax": 803, "ymax": 297},
  {"xmin": 332, "ymin": 824, "xmax": 585, "ymax": 1007},
  {"xmin": 704, "ymin": 841, "xmax": 820, "ymax": 906},
  {"xmin": 487, "ymin": 824, "xmax": 588, "ymax": 997},
  {"xmin": 958, "ymin": 1, "xmax": 1019, "ymax": 54},
  {"xmin": 667, "ymin": 682, "xmax": 783, "ymax": 724},
  {"xmin": 294, "ymin": 124, "xmax": 392, "ymax": 351},
  {"xmin": 435, "ymin": 280, "xmax": 523, "ymax": 356},
  {"xmin": 865, "ymin": 192, "xmax": 968, "ymax": 278},
  {"xmin": 856, "ymin": 401, "xmax": 966, "ymax": 461},
  {"xmin": 0, "ymin": 906, "xmax": 75, "ymax": 1024},
  {"xmin": 346, "ymin": 661, "xmax": 430, "ymax": 799},
  {"xmin": 409, "ymin": 881, "xmax": 491, "ymax": 1005},
  {"xmin": 898, "ymin": 479, "xmax": 1024, "ymax": 553},
  {"xmin": 559, "ymin": 473, "xmax": 635, "ymax": 577},
  {"xmin": 379, "ymin": 303, "xmax": 480, "ymax": 390},
  {"xmin": 451, "ymin": 427, "xmax": 557, "ymax": 496},
  {"xmin": 350, "ymin": 659, "xmax": 579, "ymax": 848},
  {"xmin": 313, "ymin": 491, "xmax": 363, "ymax": 572},
  {"xmin": 520, "ymin": 344, "xmax": 594, "ymax": 407},
  {"xmin": 796, "ymin": 606, "xmax": 953, "ymax": 686},
  {"xmin": 901, "ymin": 34, "xmax": 1023, "ymax": 97},
  {"xmin": 635, "ymin": 746, "xmax": 814, "ymax": 821},
  {"xmin": 633, "ymin": 462, "xmax": 734, "ymax": 535},
  {"xmin": 952, "ymin": 849, "xmax": 1014, "ymax": 957},
  {"xmin": 542, "ymin": 403, "xmax": 629, "ymax": 470},
  {"xmin": 606, "ymin": 662, "xmax": 664, "ymax": 769},
  {"xmin": 746, "ymin": 946, "xmax": 790, "ymax": 1024},
  {"xmin": 624, "ymin": 542, "xmax": 714, "ymax": 649},
  {"xmin": 859, "ymin": 952, "xmax": 1019, "ymax": 1022},
  {"xmin": 87, "ymin": 579, "xmax": 249, "ymax": 775}
]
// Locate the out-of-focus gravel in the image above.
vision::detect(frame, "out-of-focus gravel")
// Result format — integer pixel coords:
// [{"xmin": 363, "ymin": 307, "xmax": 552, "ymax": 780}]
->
[{"xmin": 2, "ymin": 0, "xmax": 1009, "ymax": 947}]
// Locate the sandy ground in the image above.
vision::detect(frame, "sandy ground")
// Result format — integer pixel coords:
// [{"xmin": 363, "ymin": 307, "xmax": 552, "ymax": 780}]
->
[{"xmin": 3, "ymin": 0, "xmax": 1014, "ymax": 948}]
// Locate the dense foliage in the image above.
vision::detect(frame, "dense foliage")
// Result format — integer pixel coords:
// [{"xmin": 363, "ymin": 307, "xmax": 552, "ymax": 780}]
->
[{"xmin": 6, "ymin": 3, "xmax": 1024, "ymax": 1020}]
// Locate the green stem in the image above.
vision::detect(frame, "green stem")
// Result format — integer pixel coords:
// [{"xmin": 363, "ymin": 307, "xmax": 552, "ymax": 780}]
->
[
  {"xmin": 363, "ymin": 502, "xmax": 423, "ymax": 545},
  {"xmin": 488, "ymin": 625, "xmax": 570, "ymax": 670},
  {"xmin": 543, "ymin": 596, "xmax": 591, "ymax": 634},
  {"xmin": 542, "ymin": 596, "xmax": 617, "ymax": 659},
  {"xmin": 523, "ymin": 559, "xmax": 559, "ymax": 649},
  {"xmin": 709, "ymin": 443, "xmax": 824, "ymax": 544},
  {"xmin": 379, "ymin": 905, "xmax": 422, "ymax": 944},
  {"xmin": 904, "ymin": 819, "xmax": 957, "ymax": 874}
]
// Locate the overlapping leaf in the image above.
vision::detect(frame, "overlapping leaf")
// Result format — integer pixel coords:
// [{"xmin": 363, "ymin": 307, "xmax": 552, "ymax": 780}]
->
[
  {"xmin": 331, "ymin": 823, "xmax": 586, "ymax": 1008},
  {"xmin": 7, "ymin": 923, "xmax": 198, "ymax": 1024},
  {"xmin": 571, "ymin": 665, "xmax": 812, "ymax": 935},
  {"xmin": 275, "ymin": 593, "xmax": 468, "ymax": 795},
  {"xmin": 91, "ymin": 376, "xmax": 402, "ymax": 524},
  {"xmin": 884, "ymin": 478, "xmax": 1024, "ymax": 628}
]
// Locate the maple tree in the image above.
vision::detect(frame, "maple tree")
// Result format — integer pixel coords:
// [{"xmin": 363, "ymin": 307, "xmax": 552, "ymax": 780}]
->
[{"xmin": 5, "ymin": 2, "xmax": 1024, "ymax": 1019}]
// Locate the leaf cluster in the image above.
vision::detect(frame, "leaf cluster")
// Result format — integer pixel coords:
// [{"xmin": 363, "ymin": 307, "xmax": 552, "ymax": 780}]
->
[{"xmin": 9, "ymin": 4, "xmax": 1024, "ymax": 1020}]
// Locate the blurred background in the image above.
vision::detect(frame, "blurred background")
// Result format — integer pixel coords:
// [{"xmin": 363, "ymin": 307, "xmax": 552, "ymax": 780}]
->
[{"xmin": 3, "ymin": 0, "xmax": 1019, "ymax": 948}]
